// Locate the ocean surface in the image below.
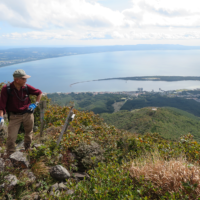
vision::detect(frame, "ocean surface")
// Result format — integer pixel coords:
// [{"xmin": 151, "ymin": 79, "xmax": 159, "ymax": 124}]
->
[{"xmin": 0, "ymin": 50, "xmax": 200, "ymax": 93}]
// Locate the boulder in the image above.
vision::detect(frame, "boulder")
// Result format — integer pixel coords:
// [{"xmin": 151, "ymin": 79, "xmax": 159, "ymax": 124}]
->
[
  {"xmin": 19, "ymin": 169, "xmax": 36, "ymax": 184},
  {"xmin": 3, "ymin": 174, "xmax": 18, "ymax": 191},
  {"xmin": 0, "ymin": 158, "xmax": 5, "ymax": 172},
  {"xmin": 73, "ymin": 141, "xmax": 104, "ymax": 171},
  {"xmin": 49, "ymin": 183, "xmax": 59, "ymax": 191},
  {"xmin": 58, "ymin": 182, "xmax": 68, "ymax": 191},
  {"xmin": 32, "ymin": 144, "xmax": 43, "ymax": 149},
  {"xmin": 50, "ymin": 165, "xmax": 70, "ymax": 181},
  {"xmin": 74, "ymin": 172, "xmax": 90, "ymax": 180},
  {"xmin": 10, "ymin": 151, "xmax": 29, "ymax": 168}
]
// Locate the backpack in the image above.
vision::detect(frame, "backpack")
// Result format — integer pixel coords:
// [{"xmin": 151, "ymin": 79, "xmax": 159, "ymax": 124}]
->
[{"xmin": 6, "ymin": 83, "xmax": 29, "ymax": 121}]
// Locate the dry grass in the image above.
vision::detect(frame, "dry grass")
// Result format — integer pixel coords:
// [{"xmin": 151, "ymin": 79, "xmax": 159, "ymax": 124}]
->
[
  {"xmin": 130, "ymin": 152, "xmax": 200, "ymax": 197},
  {"xmin": 31, "ymin": 160, "xmax": 50, "ymax": 178}
]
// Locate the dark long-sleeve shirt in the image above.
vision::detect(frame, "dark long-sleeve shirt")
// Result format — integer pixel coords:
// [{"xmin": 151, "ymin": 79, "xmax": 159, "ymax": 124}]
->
[{"xmin": 0, "ymin": 82, "xmax": 42, "ymax": 114}]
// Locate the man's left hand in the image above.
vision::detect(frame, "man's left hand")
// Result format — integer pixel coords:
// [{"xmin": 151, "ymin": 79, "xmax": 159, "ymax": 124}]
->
[
  {"xmin": 0, "ymin": 117, "xmax": 4, "ymax": 128},
  {"xmin": 28, "ymin": 102, "xmax": 39, "ymax": 112}
]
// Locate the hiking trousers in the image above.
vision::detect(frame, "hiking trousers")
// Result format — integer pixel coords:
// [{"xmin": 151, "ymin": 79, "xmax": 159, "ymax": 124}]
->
[{"xmin": 6, "ymin": 112, "xmax": 34, "ymax": 154}]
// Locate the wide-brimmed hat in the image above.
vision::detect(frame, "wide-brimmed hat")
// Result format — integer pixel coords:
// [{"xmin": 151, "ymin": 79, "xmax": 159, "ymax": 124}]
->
[{"xmin": 13, "ymin": 69, "xmax": 31, "ymax": 78}]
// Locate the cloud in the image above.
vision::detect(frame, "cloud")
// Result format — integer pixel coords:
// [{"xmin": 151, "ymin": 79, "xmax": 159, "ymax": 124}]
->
[
  {"xmin": 3, "ymin": 30, "xmax": 200, "ymax": 41},
  {"xmin": 1, "ymin": 0, "xmax": 200, "ymax": 44},
  {"xmin": 2, "ymin": 31, "xmax": 78, "ymax": 40},
  {"xmin": 0, "ymin": 0, "xmax": 123, "ymax": 29},
  {"xmin": 1, "ymin": 0, "xmax": 200, "ymax": 30},
  {"xmin": 122, "ymin": 0, "xmax": 200, "ymax": 28}
]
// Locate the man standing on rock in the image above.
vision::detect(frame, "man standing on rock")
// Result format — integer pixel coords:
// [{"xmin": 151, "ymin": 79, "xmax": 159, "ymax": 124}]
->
[{"xmin": 0, "ymin": 69, "xmax": 42, "ymax": 155}]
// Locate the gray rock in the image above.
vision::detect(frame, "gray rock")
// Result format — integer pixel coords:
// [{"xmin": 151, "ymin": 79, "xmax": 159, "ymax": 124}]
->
[
  {"xmin": 54, "ymin": 190, "xmax": 61, "ymax": 197},
  {"xmin": 50, "ymin": 165, "xmax": 70, "ymax": 180},
  {"xmin": 58, "ymin": 182, "xmax": 68, "ymax": 191},
  {"xmin": 4, "ymin": 174, "xmax": 18, "ymax": 191},
  {"xmin": 34, "ymin": 194, "xmax": 39, "ymax": 200},
  {"xmin": 10, "ymin": 151, "xmax": 29, "ymax": 168},
  {"xmin": 19, "ymin": 169, "xmax": 36, "ymax": 184},
  {"xmin": 33, "ymin": 126, "xmax": 39, "ymax": 132},
  {"xmin": 33, "ymin": 144, "xmax": 42, "ymax": 149},
  {"xmin": 35, "ymin": 182, "xmax": 41, "ymax": 189},
  {"xmin": 49, "ymin": 190, "xmax": 60, "ymax": 197},
  {"xmin": 74, "ymin": 172, "xmax": 90, "ymax": 180},
  {"xmin": 0, "ymin": 183, "xmax": 5, "ymax": 190},
  {"xmin": 66, "ymin": 189, "xmax": 74, "ymax": 195},
  {"xmin": 49, "ymin": 191, "xmax": 54, "ymax": 196},
  {"xmin": 73, "ymin": 141, "xmax": 104, "ymax": 171},
  {"xmin": 0, "ymin": 158, "xmax": 5, "ymax": 171},
  {"xmin": 50, "ymin": 183, "xmax": 59, "ymax": 191}
]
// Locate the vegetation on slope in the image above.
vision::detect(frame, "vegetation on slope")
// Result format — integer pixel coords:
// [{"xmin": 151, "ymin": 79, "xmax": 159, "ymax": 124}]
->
[
  {"xmin": 2, "ymin": 82, "xmax": 200, "ymax": 199},
  {"xmin": 121, "ymin": 94, "xmax": 200, "ymax": 117},
  {"xmin": 101, "ymin": 107, "xmax": 200, "ymax": 141}
]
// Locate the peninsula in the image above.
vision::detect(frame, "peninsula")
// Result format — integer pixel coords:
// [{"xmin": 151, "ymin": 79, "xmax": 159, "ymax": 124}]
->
[{"xmin": 70, "ymin": 76, "xmax": 200, "ymax": 87}]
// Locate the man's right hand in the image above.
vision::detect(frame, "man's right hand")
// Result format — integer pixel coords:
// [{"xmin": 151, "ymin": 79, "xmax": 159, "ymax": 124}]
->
[{"xmin": 0, "ymin": 117, "xmax": 4, "ymax": 128}]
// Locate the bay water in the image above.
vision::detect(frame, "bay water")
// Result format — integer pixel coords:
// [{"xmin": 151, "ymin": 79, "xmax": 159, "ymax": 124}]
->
[{"xmin": 0, "ymin": 50, "xmax": 200, "ymax": 93}]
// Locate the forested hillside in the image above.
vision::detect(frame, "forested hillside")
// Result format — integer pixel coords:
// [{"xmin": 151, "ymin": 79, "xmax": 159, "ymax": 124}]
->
[
  {"xmin": 101, "ymin": 107, "xmax": 200, "ymax": 141},
  {"xmin": 121, "ymin": 94, "xmax": 200, "ymax": 117}
]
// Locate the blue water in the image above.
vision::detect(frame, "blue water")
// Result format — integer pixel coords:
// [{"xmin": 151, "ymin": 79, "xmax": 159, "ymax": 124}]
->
[{"xmin": 0, "ymin": 50, "xmax": 200, "ymax": 93}]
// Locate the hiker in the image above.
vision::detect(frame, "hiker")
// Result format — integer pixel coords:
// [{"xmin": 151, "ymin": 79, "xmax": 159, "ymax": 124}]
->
[{"xmin": 0, "ymin": 69, "xmax": 42, "ymax": 155}]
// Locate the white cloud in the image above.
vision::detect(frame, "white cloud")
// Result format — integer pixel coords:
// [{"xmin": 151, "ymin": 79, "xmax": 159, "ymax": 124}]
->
[
  {"xmin": 123, "ymin": 0, "xmax": 200, "ymax": 27},
  {"xmin": 2, "ymin": 31, "xmax": 78, "ymax": 40},
  {"xmin": 1, "ymin": 0, "xmax": 200, "ymax": 44},
  {"xmin": 3, "ymin": 30, "xmax": 200, "ymax": 41},
  {"xmin": 0, "ymin": 0, "xmax": 123, "ymax": 29}
]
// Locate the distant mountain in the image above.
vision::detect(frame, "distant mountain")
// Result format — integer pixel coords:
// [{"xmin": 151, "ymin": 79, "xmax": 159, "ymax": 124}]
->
[{"xmin": 101, "ymin": 107, "xmax": 200, "ymax": 141}]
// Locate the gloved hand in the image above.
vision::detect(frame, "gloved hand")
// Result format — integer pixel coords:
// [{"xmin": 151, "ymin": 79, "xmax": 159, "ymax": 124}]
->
[
  {"xmin": 0, "ymin": 117, "xmax": 4, "ymax": 128},
  {"xmin": 28, "ymin": 102, "xmax": 39, "ymax": 112}
]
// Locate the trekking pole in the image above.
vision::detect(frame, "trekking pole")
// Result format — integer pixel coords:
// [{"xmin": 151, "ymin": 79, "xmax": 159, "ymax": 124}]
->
[
  {"xmin": 57, "ymin": 106, "xmax": 75, "ymax": 146},
  {"xmin": 39, "ymin": 101, "xmax": 47, "ymax": 138}
]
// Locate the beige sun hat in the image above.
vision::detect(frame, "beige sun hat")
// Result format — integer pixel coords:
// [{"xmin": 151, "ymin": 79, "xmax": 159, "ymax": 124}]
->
[{"xmin": 13, "ymin": 69, "xmax": 31, "ymax": 78}]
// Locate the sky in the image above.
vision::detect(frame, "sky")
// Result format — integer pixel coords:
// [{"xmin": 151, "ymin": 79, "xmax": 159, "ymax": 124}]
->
[{"xmin": 0, "ymin": 0, "xmax": 200, "ymax": 47}]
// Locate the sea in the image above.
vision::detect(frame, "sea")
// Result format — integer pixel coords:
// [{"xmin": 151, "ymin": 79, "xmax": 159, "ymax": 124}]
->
[{"xmin": 0, "ymin": 50, "xmax": 200, "ymax": 93}]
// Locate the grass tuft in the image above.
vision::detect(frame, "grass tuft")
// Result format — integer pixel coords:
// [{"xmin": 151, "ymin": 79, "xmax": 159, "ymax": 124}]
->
[
  {"xmin": 130, "ymin": 153, "xmax": 200, "ymax": 197},
  {"xmin": 31, "ymin": 160, "xmax": 49, "ymax": 178}
]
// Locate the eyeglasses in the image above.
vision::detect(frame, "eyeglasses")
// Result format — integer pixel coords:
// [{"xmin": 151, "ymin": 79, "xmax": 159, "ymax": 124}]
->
[{"xmin": 20, "ymin": 78, "xmax": 27, "ymax": 81}]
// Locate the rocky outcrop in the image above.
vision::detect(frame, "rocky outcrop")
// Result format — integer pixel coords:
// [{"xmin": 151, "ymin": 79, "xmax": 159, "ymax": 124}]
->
[
  {"xmin": 10, "ymin": 151, "xmax": 30, "ymax": 168},
  {"xmin": 2, "ymin": 174, "xmax": 18, "ymax": 191},
  {"xmin": 73, "ymin": 141, "xmax": 104, "ymax": 171}
]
